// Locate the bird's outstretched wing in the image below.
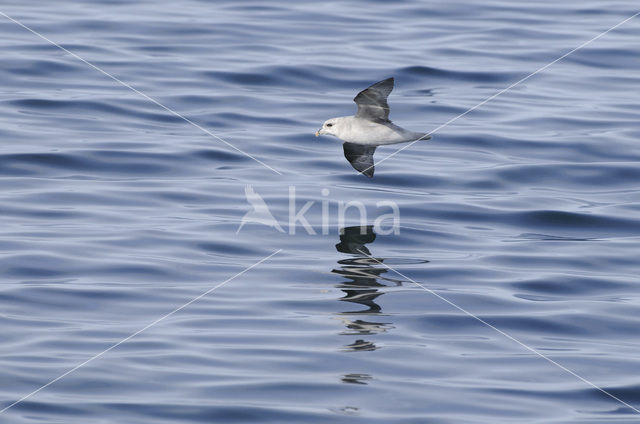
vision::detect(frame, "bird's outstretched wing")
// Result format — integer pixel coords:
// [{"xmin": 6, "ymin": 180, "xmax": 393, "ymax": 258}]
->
[
  {"xmin": 343, "ymin": 142, "xmax": 376, "ymax": 178},
  {"xmin": 353, "ymin": 77, "xmax": 394, "ymax": 123}
]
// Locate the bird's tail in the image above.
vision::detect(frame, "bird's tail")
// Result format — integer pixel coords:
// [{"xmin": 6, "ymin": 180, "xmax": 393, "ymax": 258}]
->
[{"xmin": 414, "ymin": 133, "xmax": 432, "ymax": 141}]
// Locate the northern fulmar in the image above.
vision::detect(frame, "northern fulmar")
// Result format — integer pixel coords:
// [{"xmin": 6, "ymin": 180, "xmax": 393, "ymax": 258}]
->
[{"xmin": 315, "ymin": 77, "xmax": 430, "ymax": 177}]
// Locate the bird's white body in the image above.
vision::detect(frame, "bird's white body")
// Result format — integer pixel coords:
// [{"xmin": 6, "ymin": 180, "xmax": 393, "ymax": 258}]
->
[{"xmin": 323, "ymin": 116, "xmax": 427, "ymax": 145}]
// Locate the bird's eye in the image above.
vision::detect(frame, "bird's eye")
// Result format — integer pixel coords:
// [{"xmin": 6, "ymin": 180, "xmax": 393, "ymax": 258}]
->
[{"xmin": 327, "ymin": 123, "xmax": 333, "ymax": 127}]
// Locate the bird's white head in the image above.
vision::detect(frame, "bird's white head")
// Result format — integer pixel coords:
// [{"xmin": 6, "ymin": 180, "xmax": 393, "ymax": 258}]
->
[{"xmin": 315, "ymin": 117, "xmax": 345, "ymax": 137}]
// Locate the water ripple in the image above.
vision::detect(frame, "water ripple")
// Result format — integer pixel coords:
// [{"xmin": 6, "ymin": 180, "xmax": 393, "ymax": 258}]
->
[{"xmin": 1, "ymin": 1, "xmax": 640, "ymax": 423}]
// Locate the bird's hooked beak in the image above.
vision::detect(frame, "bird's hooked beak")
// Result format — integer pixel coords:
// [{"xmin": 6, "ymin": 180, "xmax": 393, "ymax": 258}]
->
[{"xmin": 315, "ymin": 128, "xmax": 326, "ymax": 137}]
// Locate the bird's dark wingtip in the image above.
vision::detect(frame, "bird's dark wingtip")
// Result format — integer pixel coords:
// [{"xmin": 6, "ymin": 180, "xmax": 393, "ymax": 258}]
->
[
  {"xmin": 369, "ymin": 77, "xmax": 393, "ymax": 89},
  {"xmin": 381, "ymin": 77, "xmax": 394, "ymax": 86}
]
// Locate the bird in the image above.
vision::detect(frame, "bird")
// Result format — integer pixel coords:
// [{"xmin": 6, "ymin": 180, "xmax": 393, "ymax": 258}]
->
[
  {"xmin": 315, "ymin": 77, "xmax": 430, "ymax": 177},
  {"xmin": 237, "ymin": 185, "xmax": 284, "ymax": 233}
]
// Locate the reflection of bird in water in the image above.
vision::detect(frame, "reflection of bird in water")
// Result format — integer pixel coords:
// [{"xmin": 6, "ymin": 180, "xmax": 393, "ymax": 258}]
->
[
  {"xmin": 333, "ymin": 262, "xmax": 403, "ymax": 288},
  {"xmin": 337, "ymin": 317, "xmax": 392, "ymax": 335},
  {"xmin": 333, "ymin": 227, "xmax": 428, "ymax": 373},
  {"xmin": 339, "ymin": 289, "xmax": 383, "ymax": 314},
  {"xmin": 316, "ymin": 78, "xmax": 431, "ymax": 177},
  {"xmin": 237, "ymin": 185, "xmax": 284, "ymax": 233},
  {"xmin": 343, "ymin": 339, "xmax": 377, "ymax": 352},
  {"xmin": 341, "ymin": 373, "xmax": 373, "ymax": 385},
  {"xmin": 335, "ymin": 225, "xmax": 376, "ymax": 255},
  {"xmin": 333, "ymin": 226, "xmax": 391, "ymax": 353}
]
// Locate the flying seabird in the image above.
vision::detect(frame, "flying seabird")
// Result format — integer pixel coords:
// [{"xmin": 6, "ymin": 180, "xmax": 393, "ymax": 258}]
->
[{"xmin": 315, "ymin": 77, "xmax": 430, "ymax": 177}]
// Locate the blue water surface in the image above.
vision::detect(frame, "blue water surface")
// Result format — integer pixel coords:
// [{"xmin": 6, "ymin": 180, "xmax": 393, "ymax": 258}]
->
[{"xmin": 1, "ymin": 1, "xmax": 640, "ymax": 422}]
